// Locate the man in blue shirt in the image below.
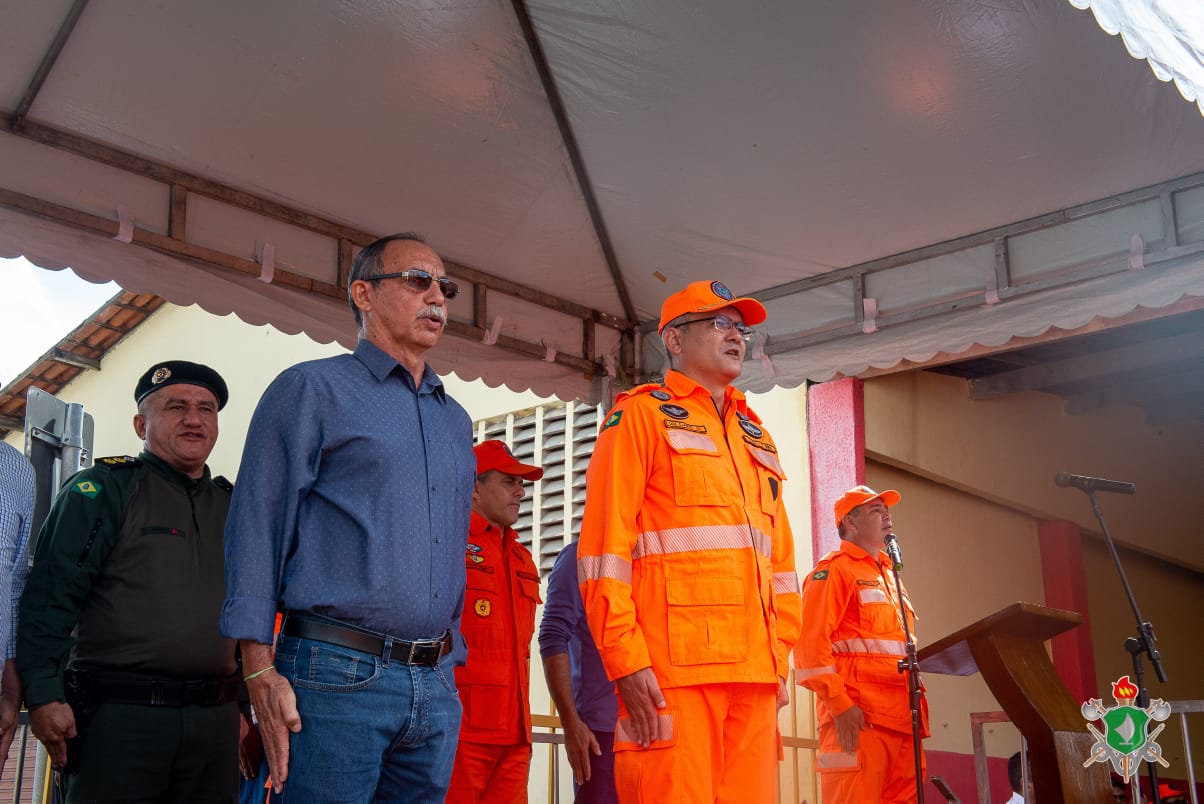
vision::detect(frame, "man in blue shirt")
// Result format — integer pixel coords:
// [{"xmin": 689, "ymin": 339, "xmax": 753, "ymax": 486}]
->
[
  {"xmin": 221, "ymin": 233, "xmax": 476, "ymax": 803},
  {"xmin": 540, "ymin": 541, "xmax": 620, "ymax": 804},
  {"xmin": 0, "ymin": 442, "xmax": 34, "ymax": 775}
]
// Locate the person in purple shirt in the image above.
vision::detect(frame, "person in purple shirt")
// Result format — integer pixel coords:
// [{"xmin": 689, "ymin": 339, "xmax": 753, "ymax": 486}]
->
[
  {"xmin": 539, "ymin": 540, "xmax": 620, "ymax": 804},
  {"xmin": 222, "ymin": 233, "xmax": 475, "ymax": 803}
]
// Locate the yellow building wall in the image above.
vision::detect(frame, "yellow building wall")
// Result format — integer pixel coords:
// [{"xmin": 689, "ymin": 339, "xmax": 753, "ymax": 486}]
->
[{"xmin": 862, "ymin": 370, "xmax": 1204, "ymax": 783}]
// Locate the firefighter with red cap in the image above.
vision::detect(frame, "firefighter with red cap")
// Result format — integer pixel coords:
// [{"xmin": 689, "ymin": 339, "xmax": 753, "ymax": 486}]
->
[
  {"xmin": 796, "ymin": 485, "xmax": 929, "ymax": 803},
  {"xmin": 578, "ymin": 280, "xmax": 802, "ymax": 803},
  {"xmin": 447, "ymin": 440, "xmax": 545, "ymax": 803}
]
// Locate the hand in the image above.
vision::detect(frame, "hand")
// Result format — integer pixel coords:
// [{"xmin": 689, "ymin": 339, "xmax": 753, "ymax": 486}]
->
[
  {"xmin": 776, "ymin": 677, "xmax": 789, "ymax": 710},
  {"xmin": 239, "ymin": 712, "xmax": 264, "ymax": 780},
  {"xmin": 834, "ymin": 704, "xmax": 866, "ymax": 752},
  {"xmin": 29, "ymin": 701, "xmax": 77, "ymax": 767},
  {"xmin": 562, "ymin": 714, "xmax": 602, "ymax": 785},
  {"xmin": 614, "ymin": 667, "xmax": 665, "ymax": 748},
  {"xmin": 241, "ymin": 641, "xmax": 301, "ymax": 793}
]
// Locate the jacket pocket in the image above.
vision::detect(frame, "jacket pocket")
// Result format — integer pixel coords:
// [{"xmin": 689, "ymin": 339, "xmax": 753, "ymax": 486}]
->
[
  {"xmin": 664, "ymin": 430, "xmax": 725, "ymax": 507},
  {"xmin": 665, "ymin": 575, "xmax": 748, "ymax": 665}
]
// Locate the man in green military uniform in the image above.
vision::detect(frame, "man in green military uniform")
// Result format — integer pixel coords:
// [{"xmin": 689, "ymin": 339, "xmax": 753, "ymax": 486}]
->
[{"xmin": 17, "ymin": 360, "xmax": 242, "ymax": 803}]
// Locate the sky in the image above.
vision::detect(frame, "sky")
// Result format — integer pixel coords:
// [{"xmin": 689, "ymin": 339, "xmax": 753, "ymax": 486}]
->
[{"xmin": 0, "ymin": 256, "xmax": 118, "ymax": 387}]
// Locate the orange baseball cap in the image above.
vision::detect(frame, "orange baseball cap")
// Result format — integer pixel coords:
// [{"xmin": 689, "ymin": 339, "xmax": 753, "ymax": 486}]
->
[
  {"xmin": 474, "ymin": 440, "xmax": 544, "ymax": 480},
  {"xmin": 658, "ymin": 280, "xmax": 767, "ymax": 332},
  {"xmin": 833, "ymin": 485, "xmax": 901, "ymax": 527}
]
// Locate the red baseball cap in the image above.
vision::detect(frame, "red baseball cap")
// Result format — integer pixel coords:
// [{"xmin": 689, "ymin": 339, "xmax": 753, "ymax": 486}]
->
[
  {"xmin": 474, "ymin": 440, "xmax": 544, "ymax": 480},
  {"xmin": 658, "ymin": 280, "xmax": 767, "ymax": 332},
  {"xmin": 833, "ymin": 485, "xmax": 901, "ymax": 527}
]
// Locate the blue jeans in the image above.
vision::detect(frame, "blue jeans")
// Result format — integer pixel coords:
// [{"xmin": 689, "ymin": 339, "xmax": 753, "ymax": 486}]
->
[{"xmin": 272, "ymin": 634, "xmax": 462, "ymax": 803}]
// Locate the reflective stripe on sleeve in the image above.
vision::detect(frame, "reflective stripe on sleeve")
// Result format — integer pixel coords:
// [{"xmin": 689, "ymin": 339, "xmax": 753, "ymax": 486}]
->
[
  {"xmin": 859, "ymin": 588, "xmax": 888, "ymax": 604},
  {"xmin": 832, "ymin": 637, "xmax": 906, "ymax": 656},
  {"xmin": 772, "ymin": 571, "xmax": 799, "ymax": 595},
  {"xmin": 795, "ymin": 664, "xmax": 836, "ymax": 680},
  {"xmin": 577, "ymin": 553, "xmax": 633, "ymax": 585},
  {"xmin": 632, "ymin": 524, "xmax": 773, "ymax": 560},
  {"xmin": 817, "ymin": 751, "xmax": 858, "ymax": 769}
]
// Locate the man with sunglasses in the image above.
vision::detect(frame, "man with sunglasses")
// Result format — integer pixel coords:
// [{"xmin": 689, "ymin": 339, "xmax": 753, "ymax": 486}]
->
[
  {"xmin": 578, "ymin": 280, "xmax": 802, "ymax": 803},
  {"xmin": 221, "ymin": 233, "xmax": 475, "ymax": 803}
]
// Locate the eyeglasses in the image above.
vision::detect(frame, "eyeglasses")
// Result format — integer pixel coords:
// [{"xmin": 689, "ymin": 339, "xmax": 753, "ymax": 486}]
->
[
  {"xmin": 676, "ymin": 314, "xmax": 755, "ymax": 340},
  {"xmin": 369, "ymin": 269, "xmax": 459, "ymax": 300}
]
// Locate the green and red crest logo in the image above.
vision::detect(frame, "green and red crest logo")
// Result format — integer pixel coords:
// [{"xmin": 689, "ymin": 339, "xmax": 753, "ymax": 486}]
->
[{"xmin": 1081, "ymin": 676, "xmax": 1171, "ymax": 782}]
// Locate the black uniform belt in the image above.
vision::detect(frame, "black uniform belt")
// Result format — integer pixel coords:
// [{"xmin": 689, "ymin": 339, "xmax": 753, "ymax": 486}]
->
[
  {"xmin": 282, "ymin": 616, "xmax": 452, "ymax": 668},
  {"xmin": 65, "ymin": 669, "xmax": 240, "ymax": 708}
]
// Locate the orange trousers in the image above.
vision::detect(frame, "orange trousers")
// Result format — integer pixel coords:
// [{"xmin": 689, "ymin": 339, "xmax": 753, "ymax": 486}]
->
[
  {"xmin": 613, "ymin": 682, "xmax": 778, "ymax": 804},
  {"xmin": 816, "ymin": 719, "xmax": 925, "ymax": 803},
  {"xmin": 446, "ymin": 741, "xmax": 531, "ymax": 804}
]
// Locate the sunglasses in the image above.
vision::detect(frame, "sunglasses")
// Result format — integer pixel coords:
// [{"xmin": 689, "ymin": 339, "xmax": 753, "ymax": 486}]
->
[
  {"xmin": 369, "ymin": 269, "xmax": 459, "ymax": 300},
  {"xmin": 677, "ymin": 314, "xmax": 755, "ymax": 340}
]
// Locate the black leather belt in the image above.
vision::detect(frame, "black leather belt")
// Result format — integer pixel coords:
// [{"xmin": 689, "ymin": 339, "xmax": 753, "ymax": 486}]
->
[
  {"xmin": 282, "ymin": 616, "xmax": 452, "ymax": 668},
  {"xmin": 64, "ymin": 669, "xmax": 240, "ymax": 708}
]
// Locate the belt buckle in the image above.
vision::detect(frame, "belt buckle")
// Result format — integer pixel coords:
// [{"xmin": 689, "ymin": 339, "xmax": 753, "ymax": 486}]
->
[{"xmin": 406, "ymin": 640, "xmax": 420, "ymax": 665}]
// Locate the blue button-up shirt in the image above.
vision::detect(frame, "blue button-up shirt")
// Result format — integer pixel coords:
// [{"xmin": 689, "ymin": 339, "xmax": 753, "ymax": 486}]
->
[
  {"xmin": 220, "ymin": 340, "xmax": 475, "ymax": 648},
  {"xmin": 0, "ymin": 442, "xmax": 35, "ymax": 660}
]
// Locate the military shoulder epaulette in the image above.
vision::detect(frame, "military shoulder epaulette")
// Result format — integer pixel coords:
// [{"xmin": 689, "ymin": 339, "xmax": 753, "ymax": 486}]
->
[
  {"xmin": 213, "ymin": 476, "xmax": 234, "ymax": 492},
  {"xmin": 95, "ymin": 455, "xmax": 141, "ymax": 469}
]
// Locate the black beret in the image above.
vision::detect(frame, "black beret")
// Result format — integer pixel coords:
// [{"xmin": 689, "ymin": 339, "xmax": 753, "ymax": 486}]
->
[{"xmin": 134, "ymin": 361, "xmax": 229, "ymax": 410}]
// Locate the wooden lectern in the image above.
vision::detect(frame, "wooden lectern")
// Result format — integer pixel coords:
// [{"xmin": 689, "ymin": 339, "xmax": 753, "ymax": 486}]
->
[{"xmin": 918, "ymin": 602, "xmax": 1112, "ymax": 803}]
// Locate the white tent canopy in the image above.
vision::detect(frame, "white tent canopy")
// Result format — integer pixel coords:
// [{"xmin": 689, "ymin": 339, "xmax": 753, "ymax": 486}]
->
[{"xmin": 2, "ymin": 0, "xmax": 1203, "ymax": 401}]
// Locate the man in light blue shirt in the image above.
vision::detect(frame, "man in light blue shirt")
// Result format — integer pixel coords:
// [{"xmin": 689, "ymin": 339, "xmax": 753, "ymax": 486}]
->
[
  {"xmin": 0, "ymin": 441, "xmax": 35, "ymax": 774},
  {"xmin": 222, "ymin": 233, "xmax": 475, "ymax": 803}
]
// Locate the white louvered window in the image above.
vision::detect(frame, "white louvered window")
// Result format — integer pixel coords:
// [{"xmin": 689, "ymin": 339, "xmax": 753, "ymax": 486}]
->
[{"xmin": 474, "ymin": 401, "xmax": 601, "ymax": 576}]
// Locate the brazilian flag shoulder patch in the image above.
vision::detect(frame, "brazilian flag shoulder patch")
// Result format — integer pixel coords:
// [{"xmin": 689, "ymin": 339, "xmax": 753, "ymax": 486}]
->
[
  {"xmin": 811, "ymin": 569, "xmax": 829, "ymax": 581},
  {"xmin": 601, "ymin": 410, "xmax": 623, "ymax": 432},
  {"xmin": 72, "ymin": 479, "xmax": 102, "ymax": 499}
]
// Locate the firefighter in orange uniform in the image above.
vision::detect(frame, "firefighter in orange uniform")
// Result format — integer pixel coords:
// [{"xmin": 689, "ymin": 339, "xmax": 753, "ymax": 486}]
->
[
  {"xmin": 578, "ymin": 280, "xmax": 802, "ymax": 803},
  {"xmin": 447, "ymin": 440, "xmax": 544, "ymax": 803},
  {"xmin": 796, "ymin": 486, "xmax": 928, "ymax": 803}
]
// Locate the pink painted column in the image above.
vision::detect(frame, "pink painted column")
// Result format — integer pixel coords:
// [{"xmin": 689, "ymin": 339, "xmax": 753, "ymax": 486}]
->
[
  {"xmin": 806, "ymin": 378, "xmax": 864, "ymax": 566},
  {"xmin": 1037, "ymin": 519, "xmax": 1099, "ymax": 702}
]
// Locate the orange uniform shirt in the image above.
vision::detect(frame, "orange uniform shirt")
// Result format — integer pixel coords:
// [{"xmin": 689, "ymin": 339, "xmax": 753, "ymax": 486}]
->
[
  {"xmin": 577, "ymin": 370, "xmax": 801, "ymax": 689},
  {"xmin": 795, "ymin": 540, "xmax": 929, "ymax": 735},
  {"xmin": 455, "ymin": 512, "xmax": 541, "ymax": 745}
]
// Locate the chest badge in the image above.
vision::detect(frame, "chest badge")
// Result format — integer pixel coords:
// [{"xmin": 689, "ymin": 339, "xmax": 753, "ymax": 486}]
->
[
  {"xmin": 650, "ymin": 389, "xmax": 671, "ymax": 401},
  {"xmin": 659, "ymin": 403, "xmax": 689, "ymax": 420},
  {"xmin": 468, "ymin": 555, "xmax": 485, "ymax": 564},
  {"xmin": 474, "ymin": 598, "xmax": 492, "ymax": 617},
  {"xmin": 466, "ymin": 543, "xmax": 483, "ymax": 553},
  {"xmin": 739, "ymin": 419, "xmax": 764, "ymax": 438}
]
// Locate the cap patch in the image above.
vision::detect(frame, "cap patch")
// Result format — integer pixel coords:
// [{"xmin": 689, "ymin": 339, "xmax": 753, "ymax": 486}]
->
[
  {"xmin": 659, "ymin": 403, "xmax": 689, "ymax": 420},
  {"xmin": 151, "ymin": 367, "xmax": 171, "ymax": 385},
  {"xmin": 711, "ymin": 281, "xmax": 734, "ymax": 301}
]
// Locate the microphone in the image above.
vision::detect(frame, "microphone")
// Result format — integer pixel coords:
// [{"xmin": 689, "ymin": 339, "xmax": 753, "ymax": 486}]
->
[
  {"xmin": 1054, "ymin": 472, "xmax": 1136, "ymax": 495},
  {"xmin": 884, "ymin": 533, "xmax": 903, "ymax": 571}
]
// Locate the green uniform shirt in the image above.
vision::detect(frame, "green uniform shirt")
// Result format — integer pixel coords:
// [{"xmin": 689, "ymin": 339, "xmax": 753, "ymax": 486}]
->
[{"xmin": 17, "ymin": 451, "xmax": 235, "ymax": 708}]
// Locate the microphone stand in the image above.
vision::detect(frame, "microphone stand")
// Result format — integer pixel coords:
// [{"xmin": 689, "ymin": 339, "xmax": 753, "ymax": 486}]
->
[
  {"xmin": 1081, "ymin": 488, "xmax": 1168, "ymax": 804},
  {"xmin": 886, "ymin": 534, "xmax": 925, "ymax": 804}
]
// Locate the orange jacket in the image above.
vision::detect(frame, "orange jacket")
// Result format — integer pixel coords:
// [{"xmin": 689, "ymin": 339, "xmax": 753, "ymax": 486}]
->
[
  {"xmin": 578, "ymin": 370, "xmax": 801, "ymax": 689},
  {"xmin": 455, "ymin": 511, "xmax": 541, "ymax": 744},
  {"xmin": 795, "ymin": 540, "xmax": 928, "ymax": 735}
]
